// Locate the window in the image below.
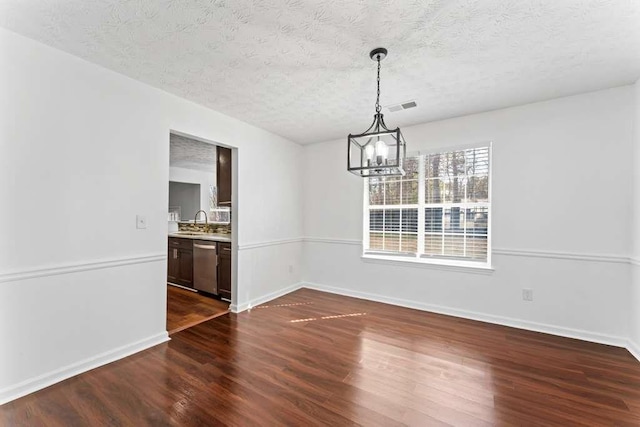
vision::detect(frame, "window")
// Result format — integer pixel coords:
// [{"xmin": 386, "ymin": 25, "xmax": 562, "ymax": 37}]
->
[{"xmin": 364, "ymin": 144, "xmax": 491, "ymax": 267}]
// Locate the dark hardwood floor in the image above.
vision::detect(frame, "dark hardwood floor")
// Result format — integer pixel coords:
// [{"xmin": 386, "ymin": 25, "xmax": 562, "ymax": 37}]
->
[
  {"xmin": 3, "ymin": 288, "xmax": 640, "ymax": 426},
  {"xmin": 166, "ymin": 285, "xmax": 229, "ymax": 334}
]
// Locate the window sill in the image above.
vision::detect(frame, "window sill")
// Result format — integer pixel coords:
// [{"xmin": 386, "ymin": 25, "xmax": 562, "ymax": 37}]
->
[{"xmin": 361, "ymin": 253, "xmax": 494, "ymax": 274}]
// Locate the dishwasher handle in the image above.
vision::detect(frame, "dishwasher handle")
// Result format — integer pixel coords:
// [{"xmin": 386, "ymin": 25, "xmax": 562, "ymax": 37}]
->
[{"xmin": 194, "ymin": 244, "xmax": 217, "ymax": 250}]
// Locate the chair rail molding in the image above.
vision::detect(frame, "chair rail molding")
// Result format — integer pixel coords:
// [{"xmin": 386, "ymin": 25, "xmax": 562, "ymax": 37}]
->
[
  {"xmin": 237, "ymin": 238, "xmax": 304, "ymax": 251},
  {"xmin": 303, "ymin": 237, "xmax": 630, "ymax": 264},
  {"xmin": 0, "ymin": 254, "xmax": 166, "ymax": 284}
]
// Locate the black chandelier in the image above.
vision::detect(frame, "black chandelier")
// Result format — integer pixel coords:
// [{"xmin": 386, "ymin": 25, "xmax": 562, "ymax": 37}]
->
[{"xmin": 347, "ymin": 47, "xmax": 406, "ymax": 177}]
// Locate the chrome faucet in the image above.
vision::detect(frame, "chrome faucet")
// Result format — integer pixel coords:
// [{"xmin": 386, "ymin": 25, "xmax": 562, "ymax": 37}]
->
[{"xmin": 194, "ymin": 210, "xmax": 208, "ymax": 224}]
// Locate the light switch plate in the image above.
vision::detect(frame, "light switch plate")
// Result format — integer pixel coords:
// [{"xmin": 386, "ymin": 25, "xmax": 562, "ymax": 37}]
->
[{"xmin": 136, "ymin": 215, "xmax": 147, "ymax": 229}]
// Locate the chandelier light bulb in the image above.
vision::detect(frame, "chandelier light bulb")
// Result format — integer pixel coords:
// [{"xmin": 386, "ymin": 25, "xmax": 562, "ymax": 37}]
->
[
  {"xmin": 365, "ymin": 144, "xmax": 375, "ymax": 161},
  {"xmin": 375, "ymin": 139, "xmax": 388, "ymax": 164}
]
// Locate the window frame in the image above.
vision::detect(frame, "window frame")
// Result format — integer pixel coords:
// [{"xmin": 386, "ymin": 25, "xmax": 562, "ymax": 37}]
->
[{"xmin": 362, "ymin": 142, "xmax": 493, "ymax": 270}]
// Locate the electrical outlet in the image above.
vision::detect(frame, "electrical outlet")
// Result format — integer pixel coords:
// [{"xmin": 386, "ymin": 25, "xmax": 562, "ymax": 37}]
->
[
  {"xmin": 136, "ymin": 215, "xmax": 147, "ymax": 229},
  {"xmin": 522, "ymin": 289, "xmax": 533, "ymax": 302},
  {"xmin": 288, "ymin": 265, "xmax": 294, "ymax": 274}
]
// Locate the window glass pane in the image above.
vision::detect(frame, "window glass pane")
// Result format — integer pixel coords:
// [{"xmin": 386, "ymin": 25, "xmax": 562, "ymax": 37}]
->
[
  {"xmin": 467, "ymin": 175, "xmax": 489, "ymax": 202},
  {"xmin": 403, "ymin": 157, "xmax": 419, "ymax": 180},
  {"xmin": 383, "ymin": 233, "xmax": 400, "ymax": 252},
  {"xmin": 443, "ymin": 179, "xmax": 466, "ymax": 203},
  {"xmin": 369, "ymin": 232, "xmax": 384, "ymax": 250},
  {"xmin": 466, "ymin": 207, "xmax": 488, "ymax": 260},
  {"xmin": 369, "ymin": 210, "xmax": 383, "ymax": 231},
  {"xmin": 424, "ymin": 234, "xmax": 442, "ymax": 254},
  {"xmin": 466, "ymin": 235, "xmax": 488, "ymax": 260},
  {"xmin": 425, "ymin": 178, "xmax": 444, "ymax": 204},
  {"xmin": 444, "ymin": 207, "xmax": 465, "ymax": 234},
  {"xmin": 442, "ymin": 234, "xmax": 466, "ymax": 257},
  {"xmin": 466, "ymin": 207, "xmax": 488, "ymax": 236},
  {"xmin": 465, "ymin": 147, "xmax": 489, "ymax": 202},
  {"xmin": 401, "ymin": 209, "xmax": 418, "ymax": 233},
  {"xmin": 369, "ymin": 178, "xmax": 384, "ymax": 205},
  {"xmin": 465, "ymin": 147, "xmax": 489, "ymax": 175},
  {"xmin": 401, "ymin": 234, "xmax": 418, "ymax": 253},
  {"xmin": 401, "ymin": 180, "xmax": 418, "ymax": 204},
  {"xmin": 425, "ymin": 208, "xmax": 443, "ymax": 232},
  {"xmin": 443, "ymin": 152, "xmax": 467, "ymax": 203},
  {"xmin": 384, "ymin": 209, "xmax": 400, "ymax": 231},
  {"xmin": 425, "ymin": 153, "xmax": 442, "ymax": 179},
  {"xmin": 384, "ymin": 181, "xmax": 401, "ymax": 205}
]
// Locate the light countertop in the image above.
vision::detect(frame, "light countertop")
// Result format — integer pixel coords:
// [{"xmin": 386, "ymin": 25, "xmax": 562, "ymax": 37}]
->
[{"xmin": 168, "ymin": 232, "xmax": 232, "ymax": 243}]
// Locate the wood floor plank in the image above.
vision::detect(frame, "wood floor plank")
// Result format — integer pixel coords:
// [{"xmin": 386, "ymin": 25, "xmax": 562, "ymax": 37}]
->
[
  {"xmin": 166, "ymin": 285, "xmax": 229, "ymax": 335},
  {"xmin": 4, "ymin": 288, "xmax": 640, "ymax": 426}
]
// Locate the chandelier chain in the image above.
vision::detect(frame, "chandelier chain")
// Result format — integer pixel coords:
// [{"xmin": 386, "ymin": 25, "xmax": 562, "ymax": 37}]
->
[{"xmin": 375, "ymin": 57, "xmax": 381, "ymax": 113}]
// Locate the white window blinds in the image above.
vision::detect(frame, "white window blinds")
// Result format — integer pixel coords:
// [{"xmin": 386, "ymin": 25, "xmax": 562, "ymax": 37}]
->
[{"xmin": 365, "ymin": 145, "xmax": 491, "ymax": 265}]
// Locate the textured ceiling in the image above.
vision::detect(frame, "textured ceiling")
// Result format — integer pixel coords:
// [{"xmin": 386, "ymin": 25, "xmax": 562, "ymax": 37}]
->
[
  {"xmin": 1, "ymin": 0, "xmax": 639, "ymax": 144},
  {"xmin": 170, "ymin": 134, "xmax": 216, "ymax": 172}
]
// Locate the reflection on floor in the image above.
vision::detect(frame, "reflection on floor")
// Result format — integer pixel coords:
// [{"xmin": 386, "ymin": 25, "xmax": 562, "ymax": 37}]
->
[{"xmin": 166, "ymin": 284, "xmax": 229, "ymax": 334}]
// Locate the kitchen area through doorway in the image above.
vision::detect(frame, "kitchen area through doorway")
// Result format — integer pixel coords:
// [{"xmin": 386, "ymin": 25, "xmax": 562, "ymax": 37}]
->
[{"xmin": 166, "ymin": 133, "xmax": 233, "ymax": 334}]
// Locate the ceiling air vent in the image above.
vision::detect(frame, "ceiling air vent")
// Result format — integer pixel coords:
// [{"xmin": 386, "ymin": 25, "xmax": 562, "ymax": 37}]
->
[{"xmin": 386, "ymin": 100, "xmax": 417, "ymax": 113}]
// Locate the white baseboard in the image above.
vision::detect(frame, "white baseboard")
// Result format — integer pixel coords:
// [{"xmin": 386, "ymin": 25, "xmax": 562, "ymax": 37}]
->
[
  {"xmin": 230, "ymin": 282, "xmax": 304, "ymax": 313},
  {"xmin": 627, "ymin": 339, "xmax": 640, "ymax": 363},
  {"xmin": 0, "ymin": 332, "xmax": 169, "ymax": 405},
  {"xmin": 302, "ymin": 282, "xmax": 628, "ymax": 348}
]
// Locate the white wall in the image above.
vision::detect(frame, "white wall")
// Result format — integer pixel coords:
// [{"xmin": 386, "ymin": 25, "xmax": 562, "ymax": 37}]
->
[
  {"xmin": 630, "ymin": 79, "xmax": 640, "ymax": 358},
  {"xmin": 303, "ymin": 86, "xmax": 634, "ymax": 345},
  {"xmin": 169, "ymin": 166, "xmax": 216, "ymax": 217},
  {"xmin": 0, "ymin": 27, "xmax": 303, "ymax": 403}
]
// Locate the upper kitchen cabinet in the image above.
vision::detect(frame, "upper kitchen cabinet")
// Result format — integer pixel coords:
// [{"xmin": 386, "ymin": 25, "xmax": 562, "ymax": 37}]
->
[{"xmin": 217, "ymin": 146, "xmax": 232, "ymax": 205}]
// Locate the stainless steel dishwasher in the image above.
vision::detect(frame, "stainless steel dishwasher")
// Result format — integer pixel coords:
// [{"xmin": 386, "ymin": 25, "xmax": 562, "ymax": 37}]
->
[{"xmin": 193, "ymin": 241, "xmax": 218, "ymax": 294}]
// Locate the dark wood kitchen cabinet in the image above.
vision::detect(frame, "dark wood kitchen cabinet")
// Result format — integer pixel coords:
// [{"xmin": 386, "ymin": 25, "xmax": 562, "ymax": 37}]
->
[
  {"xmin": 217, "ymin": 146, "xmax": 232, "ymax": 206},
  {"xmin": 218, "ymin": 242, "xmax": 232, "ymax": 300},
  {"xmin": 168, "ymin": 238, "xmax": 193, "ymax": 288}
]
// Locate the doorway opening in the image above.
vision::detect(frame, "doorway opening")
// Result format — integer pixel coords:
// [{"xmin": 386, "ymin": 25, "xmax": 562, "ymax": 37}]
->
[{"xmin": 166, "ymin": 131, "xmax": 235, "ymax": 334}]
